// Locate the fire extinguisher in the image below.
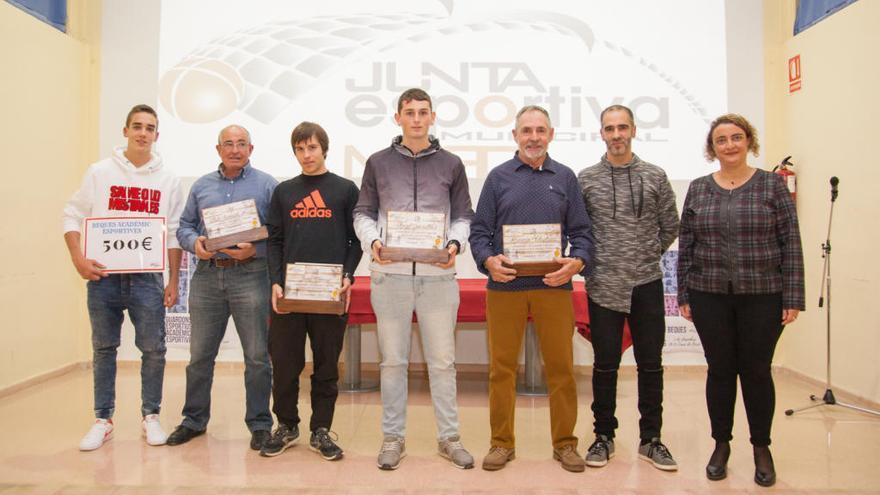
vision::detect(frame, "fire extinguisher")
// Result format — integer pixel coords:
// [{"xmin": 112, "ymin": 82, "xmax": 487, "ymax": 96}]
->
[{"xmin": 773, "ymin": 156, "xmax": 796, "ymax": 202}]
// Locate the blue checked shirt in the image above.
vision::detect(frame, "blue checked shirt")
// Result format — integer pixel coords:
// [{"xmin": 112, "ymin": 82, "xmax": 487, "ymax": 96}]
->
[
  {"xmin": 177, "ymin": 163, "xmax": 278, "ymax": 259},
  {"xmin": 470, "ymin": 153, "xmax": 595, "ymax": 291}
]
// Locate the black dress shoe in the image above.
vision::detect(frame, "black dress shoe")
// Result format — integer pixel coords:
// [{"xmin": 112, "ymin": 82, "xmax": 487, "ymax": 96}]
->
[
  {"xmin": 754, "ymin": 446, "xmax": 776, "ymax": 487},
  {"xmin": 250, "ymin": 429, "xmax": 271, "ymax": 450},
  {"xmin": 166, "ymin": 425, "xmax": 205, "ymax": 446},
  {"xmin": 706, "ymin": 441, "xmax": 730, "ymax": 481}
]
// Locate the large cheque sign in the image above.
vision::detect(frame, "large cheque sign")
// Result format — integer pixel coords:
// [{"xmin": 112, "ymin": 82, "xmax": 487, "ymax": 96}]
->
[{"xmin": 83, "ymin": 217, "xmax": 167, "ymax": 273}]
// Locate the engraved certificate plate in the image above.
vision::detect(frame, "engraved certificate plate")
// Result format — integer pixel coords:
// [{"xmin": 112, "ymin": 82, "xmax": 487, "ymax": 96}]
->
[
  {"xmin": 502, "ymin": 223, "xmax": 563, "ymax": 276},
  {"xmin": 278, "ymin": 262, "xmax": 346, "ymax": 315},
  {"xmin": 202, "ymin": 199, "xmax": 267, "ymax": 251},
  {"xmin": 380, "ymin": 211, "xmax": 449, "ymax": 263}
]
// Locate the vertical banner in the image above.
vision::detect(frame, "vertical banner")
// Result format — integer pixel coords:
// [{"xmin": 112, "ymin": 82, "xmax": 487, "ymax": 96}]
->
[
  {"xmin": 661, "ymin": 250, "xmax": 702, "ymax": 354},
  {"xmin": 164, "ymin": 253, "xmax": 232, "ymax": 349}
]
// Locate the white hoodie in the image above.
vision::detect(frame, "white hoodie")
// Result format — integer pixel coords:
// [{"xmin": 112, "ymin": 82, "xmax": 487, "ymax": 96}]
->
[{"xmin": 62, "ymin": 146, "xmax": 183, "ymax": 249}]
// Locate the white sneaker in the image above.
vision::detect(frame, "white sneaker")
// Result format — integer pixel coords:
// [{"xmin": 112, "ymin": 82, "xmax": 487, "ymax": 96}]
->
[
  {"xmin": 79, "ymin": 418, "xmax": 113, "ymax": 451},
  {"xmin": 142, "ymin": 414, "xmax": 168, "ymax": 446}
]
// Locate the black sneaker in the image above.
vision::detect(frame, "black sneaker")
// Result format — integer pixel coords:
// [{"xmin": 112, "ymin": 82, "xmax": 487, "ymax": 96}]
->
[
  {"xmin": 310, "ymin": 427, "xmax": 344, "ymax": 461},
  {"xmin": 259, "ymin": 424, "xmax": 299, "ymax": 457},
  {"xmin": 250, "ymin": 429, "xmax": 271, "ymax": 451}
]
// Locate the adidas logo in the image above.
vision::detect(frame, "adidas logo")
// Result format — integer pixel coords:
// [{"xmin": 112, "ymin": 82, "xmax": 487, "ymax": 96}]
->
[{"xmin": 290, "ymin": 189, "xmax": 333, "ymax": 218}]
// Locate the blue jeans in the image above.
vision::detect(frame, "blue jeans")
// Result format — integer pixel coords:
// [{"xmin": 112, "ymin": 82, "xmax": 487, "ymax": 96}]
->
[
  {"xmin": 87, "ymin": 273, "xmax": 167, "ymax": 419},
  {"xmin": 181, "ymin": 259, "xmax": 273, "ymax": 432},
  {"xmin": 370, "ymin": 272, "xmax": 460, "ymax": 440}
]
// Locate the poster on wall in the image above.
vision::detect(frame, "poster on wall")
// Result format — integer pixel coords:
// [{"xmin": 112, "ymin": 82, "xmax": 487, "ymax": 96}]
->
[
  {"xmin": 660, "ymin": 250, "xmax": 702, "ymax": 354},
  {"xmin": 164, "ymin": 252, "xmax": 195, "ymax": 347}
]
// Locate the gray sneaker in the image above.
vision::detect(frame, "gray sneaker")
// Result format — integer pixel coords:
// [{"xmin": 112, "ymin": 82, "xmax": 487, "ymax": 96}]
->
[
  {"xmin": 438, "ymin": 435, "xmax": 474, "ymax": 469},
  {"xmin": 377, "ymin": 435, "xmax": 406, "ymax": 470},
  {"xmin": 638, "ymin": 437, "xmax": 678, "ymax": 471},
  {"xmin": 585, "ymin": 434, "xmax": 615, "ymax": 467}
]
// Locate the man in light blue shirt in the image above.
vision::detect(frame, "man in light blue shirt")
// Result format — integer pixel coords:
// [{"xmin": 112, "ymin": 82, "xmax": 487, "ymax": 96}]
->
[{"xmin": 166, "ymin": 125, "xmax": 278, "ymax": 450}]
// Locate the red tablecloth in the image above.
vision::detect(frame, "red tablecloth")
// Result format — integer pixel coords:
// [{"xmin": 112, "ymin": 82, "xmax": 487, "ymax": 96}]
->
[{"xmin": 348, "ymin": 276, "xmax": 632, "ymax": 349}]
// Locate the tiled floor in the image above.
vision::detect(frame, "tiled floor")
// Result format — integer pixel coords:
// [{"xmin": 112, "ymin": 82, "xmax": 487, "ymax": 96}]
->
[{"xmin": 1, "ymin": 365, "xmax": 878, "ymax": 494}]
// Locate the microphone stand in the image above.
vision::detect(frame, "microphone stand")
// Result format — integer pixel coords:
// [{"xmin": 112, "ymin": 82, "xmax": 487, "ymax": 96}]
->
[{"xmin": 785, "ymin": 179, "xmax": 880, "ymax": 417}]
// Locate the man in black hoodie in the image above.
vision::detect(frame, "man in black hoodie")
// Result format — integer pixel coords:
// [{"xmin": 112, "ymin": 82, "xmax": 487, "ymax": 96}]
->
[{"xmin": 260, "ymin": 122, "xmax": 363, "ymax": 460}]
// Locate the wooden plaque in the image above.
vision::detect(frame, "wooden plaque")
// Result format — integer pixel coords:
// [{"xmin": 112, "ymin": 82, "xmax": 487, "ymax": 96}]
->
[
  {"xmin": 379, "ymin": 246, "xmax": 450, "ymax": 264},
  {"xmin": 204, "ymin": 226, "xmax": 268, "ymax": 252},
  {"xmin": 277, "ymin": 292, "xmax": 347, "ymax": 315},
  {"xmin": 502, "ymin": 260, "xmax": 563, "ymax": 277}
]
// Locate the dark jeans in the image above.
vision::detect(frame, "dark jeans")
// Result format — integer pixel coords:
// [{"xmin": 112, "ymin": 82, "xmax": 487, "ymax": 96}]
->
[
  {"xmin": 588, "ymin": 279, "xmax": 665, "ymax": 440},
  {"xmin": 269, "ymin": 311, "xmax": 347, "ymax": 432},
  {"xmin": 689, "ymin": 289, "xmax": 784, "ymax": 447},
  {"xmin": 182, "ymin": 259, "xmax": 273, "ymax": 432},
  {"xmin": 87, "ymin": 273, "xmax": 167, "ymax": 419}
]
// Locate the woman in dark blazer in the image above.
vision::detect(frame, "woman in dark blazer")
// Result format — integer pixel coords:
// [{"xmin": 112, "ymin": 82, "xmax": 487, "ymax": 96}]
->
[{"xmin": 677, "ymin": 114, "xmax": 805, "ymax": 487}]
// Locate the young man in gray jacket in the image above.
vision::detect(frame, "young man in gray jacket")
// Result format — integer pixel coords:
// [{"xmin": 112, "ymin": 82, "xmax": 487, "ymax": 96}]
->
[
  {"xmin": 577, "ymin": 105, "xmax": 680, "ymax": 471},
  {"xmin": 353, "ymin": 88, "xmax": 475, "ymax": 470}
]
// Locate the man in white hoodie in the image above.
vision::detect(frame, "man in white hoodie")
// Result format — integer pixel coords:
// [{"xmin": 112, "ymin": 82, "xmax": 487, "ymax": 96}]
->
[{"xmin": 63, "ymin": 104, "xmax": 183, "ymax": 451}]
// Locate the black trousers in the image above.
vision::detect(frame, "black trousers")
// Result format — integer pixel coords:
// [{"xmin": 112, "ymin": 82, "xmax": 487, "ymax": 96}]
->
[
  {"xmin": 689, "ymin": 289, "xmax": 783, "ymax": 447},
  {"xmin": 588, "ymin": 279, "xmax": 666, "ymax": 440},
  {"xmin": 268, "ymin": 311, "xmax": 347, "ymax": 432}
]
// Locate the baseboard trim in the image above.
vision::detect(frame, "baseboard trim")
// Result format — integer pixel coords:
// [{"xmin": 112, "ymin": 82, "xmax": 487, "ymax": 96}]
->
[
  {"xmin": 771, "ymin": 365, "xmax": 880, "ymax": 411},
  {"xmin": 4, "ymin": 361, "xmax": 878, "ymax": 411},
  {"xmin": 0, "ymin": 362, "xmax": 86, "ymax": 399}
]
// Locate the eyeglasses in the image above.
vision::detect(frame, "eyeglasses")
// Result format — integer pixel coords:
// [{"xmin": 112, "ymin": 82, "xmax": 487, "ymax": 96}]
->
[
  {"xmin": 713, "ymin": 134, "xmax": 747, "ymax": 146},
  {"xmin": 220, "ymin": 141, "xmax": 250, "ymax": 150}
]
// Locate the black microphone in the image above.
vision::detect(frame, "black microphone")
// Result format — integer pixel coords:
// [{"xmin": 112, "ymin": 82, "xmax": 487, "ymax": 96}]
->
[{"xmin": 830, "ymin": 176, "xmax": 839, "ymax": 201}]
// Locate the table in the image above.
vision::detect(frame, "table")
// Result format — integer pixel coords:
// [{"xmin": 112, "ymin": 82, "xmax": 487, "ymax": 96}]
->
[{"xmin": 341, "ymin": 276, "xmax": 632, "ymax": 394}]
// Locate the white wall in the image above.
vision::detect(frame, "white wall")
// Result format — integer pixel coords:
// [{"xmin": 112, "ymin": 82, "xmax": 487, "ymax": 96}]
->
[
  {"xmin": 0, "ymin": 0, "xmax": 101, "ymax": 390},
  {"xmin": 765, "ymin": 0, "xmax": 880, "ymax": 404}
]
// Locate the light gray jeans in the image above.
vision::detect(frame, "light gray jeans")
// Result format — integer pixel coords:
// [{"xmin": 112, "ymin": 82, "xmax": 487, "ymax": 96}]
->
[{"xmin": 370, "ymin": 272, "xmax": 461, "ymax": 440}]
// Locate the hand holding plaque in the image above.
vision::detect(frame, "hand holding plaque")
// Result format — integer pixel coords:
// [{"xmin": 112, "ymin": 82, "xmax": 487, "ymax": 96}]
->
[
  {"xmin": 379, "ymin": 211, "xmax": 450, "ymax": 264},
  {"xmin": 202, "ymin": 199, "xmax": 268, "ymax": 251},
  {"xmin": 276, "ymin": 263, "xmax": 346, "ymax": 315},
  {"xmin": 502, "ymin": 223, "xmax": 563, "ymax": 276}
]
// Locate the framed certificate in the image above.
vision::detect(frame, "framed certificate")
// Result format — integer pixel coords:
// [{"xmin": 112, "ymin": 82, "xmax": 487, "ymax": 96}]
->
[
  {"xmin": 201, "ymin": 199, "xmax": 268, "ymax": 251},
  {"xmin": 502, "ymin": 223, "xmax": 563, "ymax": 276},
  {"xmin": 277, "ymin": 262, "xmax": 346, "ymax": 315},
  {"xmin": 379, "ymin": 211, "xmax": 449, "ymax": 264},
  {"xmin": 83, "ymin": 216, "xmax": 166, "ymax": 273}
]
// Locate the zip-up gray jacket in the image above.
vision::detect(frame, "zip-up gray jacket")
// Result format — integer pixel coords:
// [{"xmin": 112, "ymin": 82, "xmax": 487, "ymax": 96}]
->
[
  {"xmin": 578, "ymin": 154, "xmax": 679, "ymax": 313},
  {"xmin": 353, "ymin": 135, "xmax": 474, "ymax": 276}
]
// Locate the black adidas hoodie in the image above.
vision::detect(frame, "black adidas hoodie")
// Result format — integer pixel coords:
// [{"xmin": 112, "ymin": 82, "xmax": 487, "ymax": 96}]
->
[{"xmin": 266, "ymin": 171, "xmax": 363, "ymax": 287}]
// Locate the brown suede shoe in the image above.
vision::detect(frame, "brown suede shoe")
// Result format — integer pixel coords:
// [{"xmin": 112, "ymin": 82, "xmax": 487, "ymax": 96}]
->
[
  {"xmin": 482, "ymin": 446, "xmax": 516, "ymax": 471},
  {"xmin": 553, "ymin": 444, "xmax": 586, "ymax": 472}
]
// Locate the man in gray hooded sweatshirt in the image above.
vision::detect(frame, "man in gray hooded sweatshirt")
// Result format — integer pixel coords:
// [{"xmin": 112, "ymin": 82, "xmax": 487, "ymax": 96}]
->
[{"xmin": 577, "ymin": 105, "xmax": 680, "ymax": 471}]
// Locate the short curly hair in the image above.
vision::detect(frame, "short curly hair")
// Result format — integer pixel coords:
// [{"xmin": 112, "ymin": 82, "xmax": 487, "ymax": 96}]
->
[{"xmin": 705, "ymin": 113, "xmax": 760, "ymax": 161}]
